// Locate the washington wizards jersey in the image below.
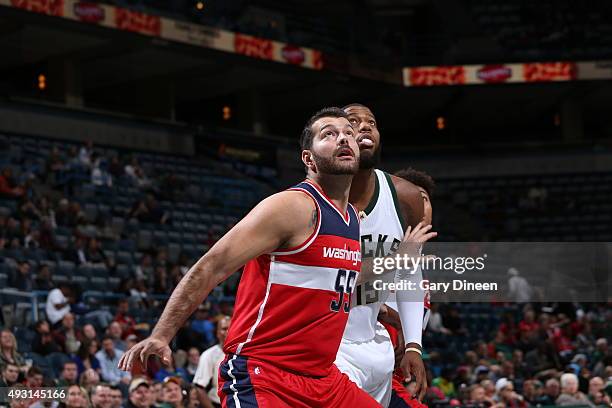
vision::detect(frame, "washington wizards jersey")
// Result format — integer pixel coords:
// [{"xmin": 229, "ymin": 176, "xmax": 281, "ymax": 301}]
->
[{"xmin": 223, "ymin": 179, "xmax": 361, "ymax": 377}]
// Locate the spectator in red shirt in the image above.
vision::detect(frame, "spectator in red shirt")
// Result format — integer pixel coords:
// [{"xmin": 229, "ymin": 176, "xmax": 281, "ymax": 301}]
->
[
  {"xmin": 113, "ymin": 298, "xmax": 136, "ymax": 338},
  {"xmin": 518, "ymin": 309, "xmax": 539, "ymax": 338},
  {"xmin": 0, "ymin": 167, "xmax": 24, "ymax": 199}
]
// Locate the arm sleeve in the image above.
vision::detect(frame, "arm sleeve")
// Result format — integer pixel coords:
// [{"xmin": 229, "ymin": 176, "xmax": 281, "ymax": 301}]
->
[{"xmin": 394, "ymin": 265, "xmax": 424, "ymax": 346}]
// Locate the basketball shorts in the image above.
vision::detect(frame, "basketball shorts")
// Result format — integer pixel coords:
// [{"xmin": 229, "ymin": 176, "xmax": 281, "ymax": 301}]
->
[
  {"xmin": 218, "ymin": 353, "xmax": 381, "ymax": 408},
  {"xmin": 335, "ymin": 323, "xmax": 395, "ymax": 407}
]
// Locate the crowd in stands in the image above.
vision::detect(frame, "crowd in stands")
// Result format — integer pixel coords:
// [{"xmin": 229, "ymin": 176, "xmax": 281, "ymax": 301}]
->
[{"xmin": 421, "ymin": 303, "xmax": 611, "ymax": 408}]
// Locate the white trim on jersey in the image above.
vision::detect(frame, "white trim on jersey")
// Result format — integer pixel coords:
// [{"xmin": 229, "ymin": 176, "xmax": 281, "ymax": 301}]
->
[
  {"xmin": 304, "ymin": 179, "xmax": 351, "ymax": 226},
  {"xmin": 226, "ymin": 355, "xmax": 242, "ymax": 408},
  {"xmin": 270, "ymin": 187, "xmax": 321, "ymax": 256},
  {"xmin": 235, "ymin": 277, "xmax": 273, "ymax": 356},
  {"xmin": 270, "ymin": 261, "xmax": 349, "ymax": 291}
]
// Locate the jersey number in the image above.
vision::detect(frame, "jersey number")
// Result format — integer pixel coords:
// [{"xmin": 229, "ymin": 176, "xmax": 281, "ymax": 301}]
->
[{"xmin": 330, "ymin": 269, "xmax": 357, "ymax": 313}]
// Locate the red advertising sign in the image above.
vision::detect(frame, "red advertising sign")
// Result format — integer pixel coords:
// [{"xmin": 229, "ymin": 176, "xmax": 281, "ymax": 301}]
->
[
  {"xmin": 477, "ymin": 65, "xmax": 512, "ymax": 83},
  {"xmin": 281, "ymin": 45, "xmax": 305, "ymax": 65},
  {"xmin": 10, "ymin": 0, "xmax": 63, "ymax": 16},
  {"xmin": 115, "ymin": 7, "xmax": 160, "ymax": 36},
  {"xmin": 523, "ymin": 62, "xmax": 576, "ymax": 82},
  {"xmin": 234, "ymin": 34, "xmax": 273, "ymax": 61},
  {"xmin": 409, "ymin": 66, "xmax": 466, "ymax": 86},
  {"xmin": 312, "ymin": 50, "xmax": 323, "ymax": 70},
  {"xmin": 73, "ymin": 1, "xmax": 104, "ymax": 23}
]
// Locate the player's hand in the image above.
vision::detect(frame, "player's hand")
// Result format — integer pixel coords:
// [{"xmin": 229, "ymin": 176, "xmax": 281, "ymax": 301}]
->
[
  {"xmin": 401, "ymin": 222, "xmax": 437, "ymax": 258},
  {"xmin": 118, "ymin": 337, "xmax": 172, "ymax": 371},
  {"xmin": 401, "ymin": 348, "xmax": 427, "ymax": 401}
]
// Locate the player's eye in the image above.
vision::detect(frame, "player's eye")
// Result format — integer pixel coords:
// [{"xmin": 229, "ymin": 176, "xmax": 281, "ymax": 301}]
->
[
  {"xmin": 349, "ymin": 118, "xmax": 357, "ymax": 124},
  {"xmin": 369, "ymin": 120, "xmax": 376, "ymax": 126},
  {"xmin": 325, "ymin": 131, "xmax": 335, "ymax": 137}
]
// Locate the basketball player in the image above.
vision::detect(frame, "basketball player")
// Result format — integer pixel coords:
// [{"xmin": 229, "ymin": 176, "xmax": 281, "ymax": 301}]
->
[
  {"xmin": 119, "ymin": 107, "xmax": 390, "ymax": 407},
  {"xmin": 335, "ymin": 104, "xmax": 434, "ymax": 407},
  {"xmin": 385, "ymin": 167, "xmax": 435, "ymax": 408}
]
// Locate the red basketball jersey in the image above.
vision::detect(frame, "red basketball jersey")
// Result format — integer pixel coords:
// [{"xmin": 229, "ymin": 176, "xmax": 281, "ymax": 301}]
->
[{"xmin": 223, "ymin": 179, "xmax": 361, "ymax": 377}]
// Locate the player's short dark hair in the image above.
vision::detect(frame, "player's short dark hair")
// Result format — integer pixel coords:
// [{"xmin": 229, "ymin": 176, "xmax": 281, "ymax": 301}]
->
[
  {"xmin": 341, "ymin": 102, "xmax": 369, "ymax": 111},
  {"xmin": 300, "ymin": 107, "xmax": 349, "ymax": 150},
  {"xmin": 395, "ymin": 168, "xmax": 436, "ymax": 198}
]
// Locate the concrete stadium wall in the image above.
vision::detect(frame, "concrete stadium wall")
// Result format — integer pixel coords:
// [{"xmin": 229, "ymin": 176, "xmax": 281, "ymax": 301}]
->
[{"xmin": 0, "ymin": 101, "xmax": 195, "ymax": 155}]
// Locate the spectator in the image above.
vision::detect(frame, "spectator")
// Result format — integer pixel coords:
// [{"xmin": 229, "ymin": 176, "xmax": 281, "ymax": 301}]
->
[
  {"xmin": 72, "ymin": 339, "xmax": 101, "ymax": 376},
  {"xmin": 161, "ymin": 377, "xmax": 185, "ymax": 408},
  {"xmin": 34, "ymin": 264, "xmax": 56, "ymax": 290},
  {"xmin": 538, "ymin": 378, "xmax": 561, "ymax": 405},
  {"xmin": 0, "ymin": 363, "xmax": 19, "ymax": 387},
  {"xmin": 113, "ymin": 299, "xmax": 136, "ymax": 338},
  {"xmin": 53, "ymin": 312, "xmax": 82, "ymax": 354},
  {"xmin": 109, "ymin": 385, "xmax": 123, "ymax": 408},
  {"xmin": 92, "ymin": 160, "xmax": 113, "ymax": 188},
  {"xmin": 481, "ymin": 379, "xmax": 496, "ymax": 401},
  {"xmin": 63, "ymin": 384, "xmax": 90, "ymax": 408},
  {"xmin": 153, "ymin": 359, "xmax": 187, "ymax": 384},
  {"xmin": 556, "ymin": 373, "xmax": 596, "ymax": 407},
  {"xmin": 150, "ymin": 381, "xmax": 163, "ymax": 407},
  {"xmin": 57, "ymin": 361, "xmax": 79, "ymax": 386},
  {"xmin": 91, "ymin": 383, "xmax": 113, "ymax": 408},
  {"xmin": 467, "ymin": 384, "xmax": 492, "ymax": 407},
  {"xmin": 45, "ymin": 283, "xmax": 73, "ymax": 327},
  {"xmin": 428, "ymin": 303, "xmax": 451, "ymax": 335},
  {"xmin": 25, "ymin": 366, "xmax": 44, "ymax": 389},
  {"xmin": 32, "ymin": 320, "xmax": 61, "ymax": 356},
  {"xmin": 87, "ymin": 238, "xmax": 115, "ymax": 270},
  {"xmin": 507, "ymin": 268, "xmax": 533, "ymax": 303},
  {"xmin": 134, "ymin": 254, "xmax": 153, "ymax": 283},
  {"xmin": 193, "ymin": 316, "xmax": 230, "ymax": 408},
  {"xmin": 78, "ymin": 140, "xmax": 93, "ymax": 168},
  {"xmin": 433, "ymin": 368, "xmax": 457, "ymax": 397},
  {"xmin": 521, "ymin": 379, "xmax": 542, "ymax": 405},
  {"xmin": 588, "ymin": 377, "xmax": 610, "ymax": 406},
  {"xmin": 0, "ymin": 329, "xmax": 26, "ymax": 371},
  {"xmin": 108, "ymin": 156, "xmax": 123, "ymax": 179},
  {"xmin": 127, "ymin": 377, "xmax": 152, "ymax": 408},
  {"xmin": 73, "ymin": 237, "xmax": 88, "ymax": 265},
  {"xmin": 0, "ymin": 167, "xmax": 24, "ymax": 198},
  {"xmin": 95, "ymin": 336, "xmax": 130, "ymax": 386},
  {"xmin": 82, "ymin": 324, "xmax": 98, "ymax": 342},
  {"xmin": 46, "ymin": 146, "xmax": 65, "ymax": 182},
  {"xmin": 107, "ymin": 322, "xmax": 127, "ymax": 352},
  {"xmin": 495, "ymin": 378, "xmax": 526, "ymax": 408},
  {"xmin": 9, "ymin": 261, "xmax": 33, "ymax": 291},
  {"xmin": 79, "ymin": 368, "xmax": 101, "ymax": 392},
  {"xmin": 184, "ymin": 347, "xmax": 200, "ymax": 382},
  {"xmin": 190, "ymin": 304, "xmax": 214, "ymax": 347},
  {"xmin": 152, "ymin": 265, "xmax": 169, "ymax": 294},
  {"xmin": 19, "ymin": 197, "xmax": 42, "ymax": 220},
  {"xmin": 55, "ymin": 198, "xmax": 71, "ymax": 227},
  {"xmin": 128, "ymin": 195, "xmax": 167, "ymax": 224}
]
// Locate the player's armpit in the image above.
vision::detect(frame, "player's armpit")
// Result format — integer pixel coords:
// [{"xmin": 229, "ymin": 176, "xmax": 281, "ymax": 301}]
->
[{"xmin": 390, "ymin": 174, "xmax": 424, "ymax": 229}]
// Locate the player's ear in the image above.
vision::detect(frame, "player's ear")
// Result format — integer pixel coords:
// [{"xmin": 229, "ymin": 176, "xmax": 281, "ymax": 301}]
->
[{"xmin": 302, "ymin": 150, "xmax": 315, "ymax": 172}]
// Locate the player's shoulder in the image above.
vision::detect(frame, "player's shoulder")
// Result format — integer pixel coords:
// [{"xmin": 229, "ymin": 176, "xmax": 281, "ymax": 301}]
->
[
  {"xmin": 387, "ymin": 172, "xmax": 424, "ymax": 228},
  {"xmin": 264, "ymin": 189, "xmax": 317, "ymax": 210},
  {"xmin": 388, "ymin": 173, "xmax": 421, "ymax": 198}
]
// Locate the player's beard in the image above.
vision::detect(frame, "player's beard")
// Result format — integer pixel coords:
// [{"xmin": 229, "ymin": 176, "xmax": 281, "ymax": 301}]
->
[
  {"xmin": 359, "ymin": 144, "xmax": 381, "ymax": 170},
  {"xmin": 311, "ymin": 150, "xmax": 358, "ymax": 175}
]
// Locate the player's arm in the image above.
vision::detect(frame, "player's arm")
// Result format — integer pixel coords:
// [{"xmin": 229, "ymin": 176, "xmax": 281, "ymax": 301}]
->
[
  {"xmin": 394, "ymin": 175, "xmax": 428, "ymax": 400},
  {"xmin": 118, "ymin": 191, "xmax": 316, "ymax": 370}
]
